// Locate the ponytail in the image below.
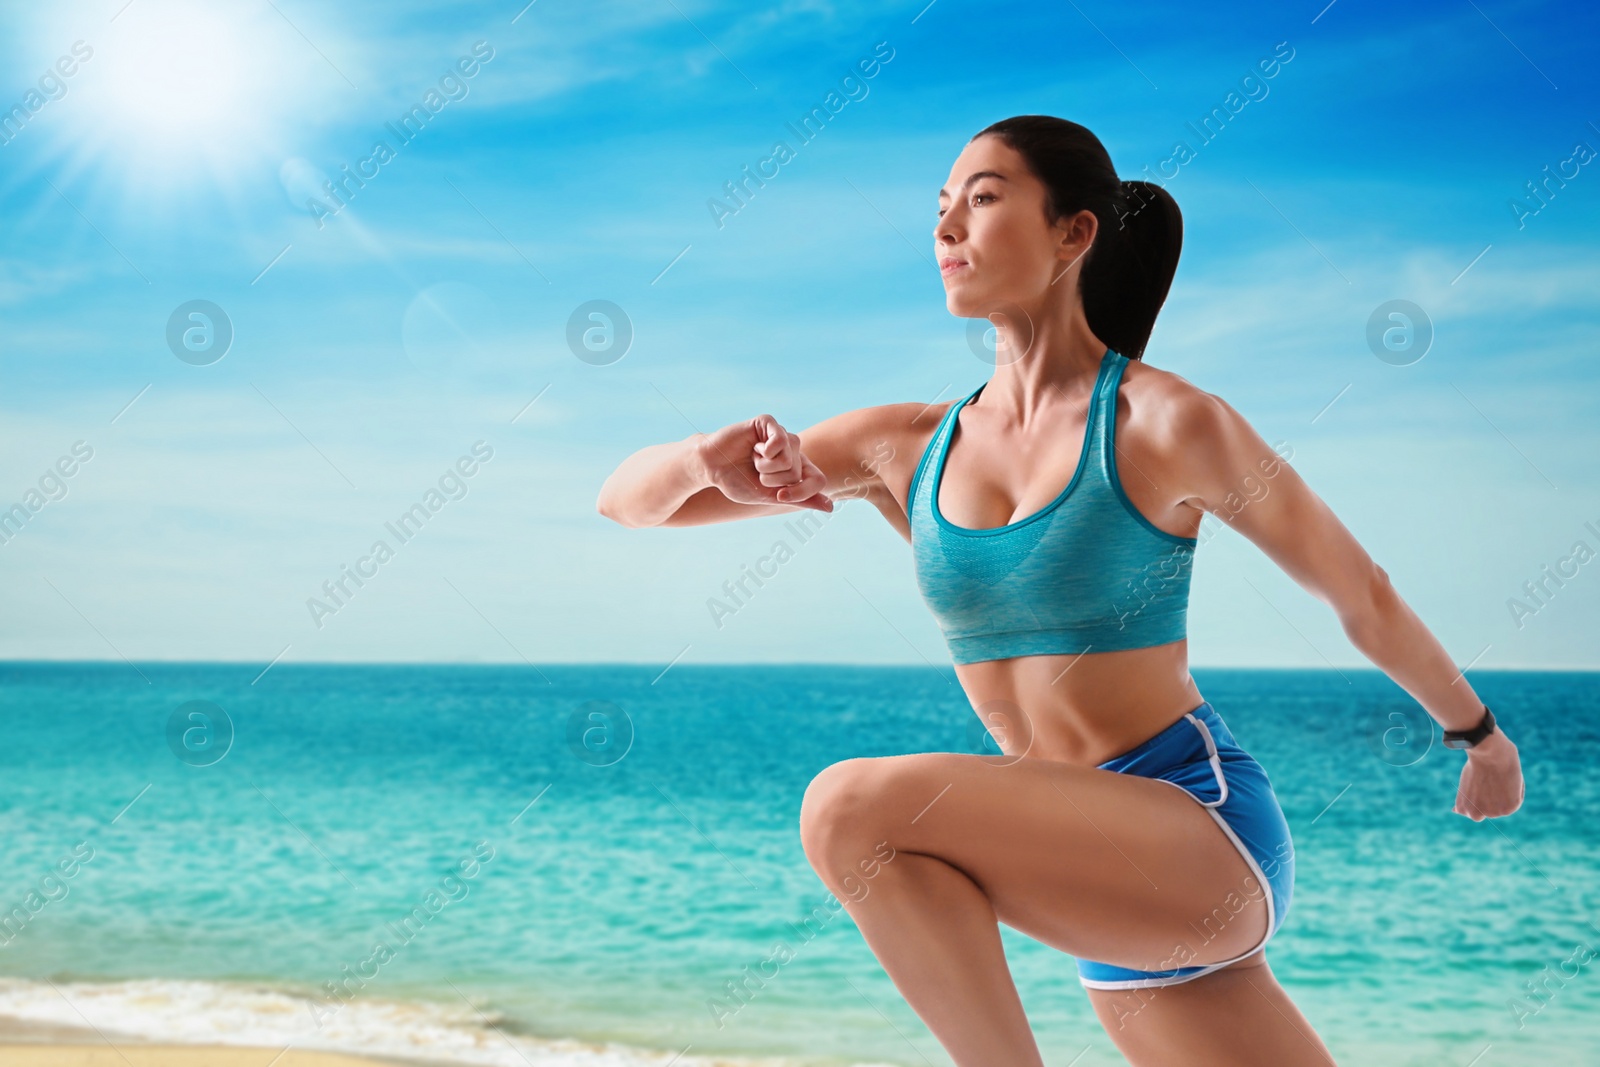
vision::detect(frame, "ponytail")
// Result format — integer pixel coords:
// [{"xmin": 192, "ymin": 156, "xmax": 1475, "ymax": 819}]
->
[
  {"xmin": 972, "ymin": 117, "xmax": 1183, "ymax": 361},
  {"xmin": 1080, "ymin": 180, "xmax": 1182, "ymax": 362}
]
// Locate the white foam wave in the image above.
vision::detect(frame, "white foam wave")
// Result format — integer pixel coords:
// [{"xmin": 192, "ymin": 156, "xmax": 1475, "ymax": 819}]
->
[{"xmin": 0, "ymin": 977, "xmax": 896, "ymax": 1067}]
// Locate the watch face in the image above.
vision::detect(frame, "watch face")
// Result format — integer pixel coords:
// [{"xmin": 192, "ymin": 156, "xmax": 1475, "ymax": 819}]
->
[{"xmin": 1441, "ymin": 736, "xmax": 1470, "ymax": 750}]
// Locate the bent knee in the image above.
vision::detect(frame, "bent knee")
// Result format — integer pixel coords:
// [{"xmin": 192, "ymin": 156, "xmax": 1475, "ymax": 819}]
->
[{"xmin": 799, "ymin": 757, "xmax": 899, "ymax": 858}]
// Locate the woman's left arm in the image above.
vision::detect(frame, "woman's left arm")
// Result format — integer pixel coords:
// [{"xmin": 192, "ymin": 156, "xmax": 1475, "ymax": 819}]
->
[{"xmin": 1166, "ymin": 390, "xmax": 1524, "ymax": 821}]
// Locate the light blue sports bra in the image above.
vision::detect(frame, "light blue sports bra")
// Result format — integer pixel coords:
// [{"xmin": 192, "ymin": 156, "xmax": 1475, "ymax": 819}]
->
[{"xmin": 909, "ymin": 347, "xmax": 1198, "ymax": 665}]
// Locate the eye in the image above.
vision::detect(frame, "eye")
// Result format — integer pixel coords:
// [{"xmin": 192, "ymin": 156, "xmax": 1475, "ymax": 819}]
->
[{"xmin": 937, "ymin": 192, "xmax": 996, "ymax": 218}]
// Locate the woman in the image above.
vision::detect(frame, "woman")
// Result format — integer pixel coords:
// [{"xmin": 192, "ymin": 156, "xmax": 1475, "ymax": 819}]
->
[{"xmin": 595, "ymin": 115, "xmax": 1525, "ymax": 1066}]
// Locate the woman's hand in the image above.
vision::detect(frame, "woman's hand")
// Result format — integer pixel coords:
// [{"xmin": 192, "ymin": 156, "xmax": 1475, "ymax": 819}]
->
[
  {"xmin": 697, "ymin": 414, "xmax": 834, "ymax": 513},
  {"xmin": 1452, "ymin": 730, "xmax": 1524, "ymax": 821}
]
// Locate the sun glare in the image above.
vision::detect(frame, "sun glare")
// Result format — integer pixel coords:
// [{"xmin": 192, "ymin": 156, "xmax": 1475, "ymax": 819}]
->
[
  {"xmin": 95, "ymin": 4, "xmax": 250, "ymax": 134},
  {"xmin": 73, "ymin": 0, "xmax": 289, "ymax": 183},
  {"xmin": 17, "ymin": 0, "xmax": 348, "ymax": 209}
]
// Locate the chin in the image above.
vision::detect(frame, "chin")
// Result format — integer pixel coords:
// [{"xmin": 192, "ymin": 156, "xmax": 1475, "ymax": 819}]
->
[
  {"xmin": 945, "ymin": 291, "xmax": 996, "ymax": 320},
  {"xmin": 941, "ymin": 286, "xmax": 976, "ymax": 314}
]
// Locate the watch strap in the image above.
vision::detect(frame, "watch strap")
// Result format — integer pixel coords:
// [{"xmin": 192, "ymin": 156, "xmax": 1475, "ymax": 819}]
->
[{"xmin": 1442, "ymin": 705, "xmax": 1496, "ymax": 749}]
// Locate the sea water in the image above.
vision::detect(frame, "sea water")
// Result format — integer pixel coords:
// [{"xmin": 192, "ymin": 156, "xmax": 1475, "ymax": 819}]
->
[{"xmin": 0, "ymin": 662, "xmax": 1594, "ymax": 1066}]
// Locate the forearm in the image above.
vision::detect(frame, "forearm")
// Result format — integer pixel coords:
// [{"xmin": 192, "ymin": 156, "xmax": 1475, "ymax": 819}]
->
[
  {"xmin": 1343, "ymin": 577, "xmax": 1496, "ymax": 736},
  {"xmin": 595, "ymin": 434, "xmax": 710, "ymax": 528}
]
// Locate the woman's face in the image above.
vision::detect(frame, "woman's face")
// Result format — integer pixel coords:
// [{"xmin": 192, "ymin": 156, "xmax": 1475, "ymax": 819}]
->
[{"xmin": 934, "ymin": 134, "xmax": 1097, "ymax": 321}]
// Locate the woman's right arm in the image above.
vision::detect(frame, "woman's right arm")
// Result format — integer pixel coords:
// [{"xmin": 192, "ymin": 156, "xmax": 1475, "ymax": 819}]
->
[
  {"xmin": 593, "ymin": 410, "xmax": 849, "ymax": 529},
  {"xmin": 595, "ymin": 404, "xmax": 914, "ymax": 530},
  {"xmin": 593, "ymin": 434, "xmax": 727, "ymax": 528}
]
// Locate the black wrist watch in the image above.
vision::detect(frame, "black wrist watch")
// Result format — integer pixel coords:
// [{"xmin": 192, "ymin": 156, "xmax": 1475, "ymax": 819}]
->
[{"xmin": 1442, "ymin": 705, "xmax": 1497, "ymax": 750}]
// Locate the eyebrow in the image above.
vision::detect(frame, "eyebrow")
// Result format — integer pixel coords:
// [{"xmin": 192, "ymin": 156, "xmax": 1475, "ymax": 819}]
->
[{"xmin": 938, "ymin": 170, "xmax": 1009, "ymax": 200}]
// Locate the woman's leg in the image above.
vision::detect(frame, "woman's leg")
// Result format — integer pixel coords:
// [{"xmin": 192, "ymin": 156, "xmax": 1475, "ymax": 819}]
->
[
  {"xmin": 1086, "ymin": 953, "xmax": 1337, "ymax": 1066},
  {"xmin": 827, "ymin": 847, "xmax": 1045, "ymax": 1065},
  {"xmin": 799, "ymin": 751, "xmax": 1334, "ymax": 1066}
]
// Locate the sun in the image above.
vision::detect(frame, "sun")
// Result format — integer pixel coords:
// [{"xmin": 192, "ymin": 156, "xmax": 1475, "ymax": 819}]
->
[
  {"xmin": 75, "ymin": 0, "xmax": 292, "ymax": 182},
  {"xmin": 11, "ymin": 0, "xmax": 356, "ymax": 212},
  {"xmin": 95, "ymin": 3, "xmax": 254, "ymax": 136}
]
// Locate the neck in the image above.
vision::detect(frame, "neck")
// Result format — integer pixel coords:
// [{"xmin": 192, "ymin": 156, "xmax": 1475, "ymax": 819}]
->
[{"xmin": 980, "ymin": 310, "xmax": 1109, "ymax": 429}]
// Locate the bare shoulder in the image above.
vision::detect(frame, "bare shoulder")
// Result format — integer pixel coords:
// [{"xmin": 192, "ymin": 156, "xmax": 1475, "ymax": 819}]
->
[
  {"xmin": 1115, "ymin": 357, "xmax": 1218, "ymax": 456},
  {"xmin": 1123, "ymin": 358, "xmax": 1386, "ymax": 621},
  {"xmin": 1118, "ymin": 357, "xmax": 1291, "ymax": 512}
]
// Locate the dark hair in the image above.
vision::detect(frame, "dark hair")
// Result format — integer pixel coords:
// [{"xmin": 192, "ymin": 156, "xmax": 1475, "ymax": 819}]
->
[{"xmin": 972, "ymin": 115, "xmax": 1182, "ymax": 362}]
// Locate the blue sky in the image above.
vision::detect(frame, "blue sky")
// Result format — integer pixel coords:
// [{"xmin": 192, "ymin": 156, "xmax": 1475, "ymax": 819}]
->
[{"xmin": 1, "ymin": 0, "xmax": 1596, "ymax": 670}]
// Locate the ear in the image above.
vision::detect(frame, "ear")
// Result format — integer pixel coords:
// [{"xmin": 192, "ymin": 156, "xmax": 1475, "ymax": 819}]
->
[{"xmin": 1053, "ymin": 208, "xmax": 1098, "ymax": 273}]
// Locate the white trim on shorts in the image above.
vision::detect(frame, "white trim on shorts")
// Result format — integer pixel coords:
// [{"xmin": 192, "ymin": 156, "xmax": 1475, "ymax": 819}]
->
[{"xmin": 1077, "ymin": 712, "xmax": 1277, "ymax": 991}]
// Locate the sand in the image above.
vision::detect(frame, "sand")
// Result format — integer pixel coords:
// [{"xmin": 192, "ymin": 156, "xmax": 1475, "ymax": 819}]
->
[
  {"xmin": 0, "ymin": 1014, "xmax": 432, "ymax": 1067},
  {"xmin": 0, "ymin": 1049, "xmax": 419, "ymax": 1066}
]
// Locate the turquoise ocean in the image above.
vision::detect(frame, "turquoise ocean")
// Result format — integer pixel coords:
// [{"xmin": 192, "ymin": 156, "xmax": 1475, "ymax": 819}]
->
[{"xmin": 0, "ymin": 663, "xmax": 1594, "ymax": 1066}]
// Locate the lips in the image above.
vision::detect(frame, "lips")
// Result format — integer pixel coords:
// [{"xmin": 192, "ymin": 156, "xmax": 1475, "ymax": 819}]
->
[{"xmin": 939, "ymin": 257, "xmax": 968, "ymax": 275}]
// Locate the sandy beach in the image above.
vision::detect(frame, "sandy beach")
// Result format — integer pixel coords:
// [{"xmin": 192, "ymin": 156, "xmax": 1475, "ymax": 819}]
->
[
  {"xmin": 0, "ymin": 1049, "xmax": 416, "ymax": 1066},
  {"xmin": 0, "ymin": 979, "xmax": 771, "ymax": 1067},
  {"xmin": 0, "ymin": 1015, "xmax": 429, "ymax": 1067}
]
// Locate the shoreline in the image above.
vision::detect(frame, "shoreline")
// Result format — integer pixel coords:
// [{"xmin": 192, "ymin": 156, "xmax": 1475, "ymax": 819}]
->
[
  {"xmin": 0, "ymin": 1014, "xmax": 463, "ymax": 1067},
  {"xmin": 0, "ymin": 975, "xmax": 818, "ymax": 1067}
]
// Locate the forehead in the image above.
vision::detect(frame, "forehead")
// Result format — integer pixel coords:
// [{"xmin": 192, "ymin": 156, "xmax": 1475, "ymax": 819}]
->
[{"xmin": 940, "ymin": 134, "xmax": 1028, "ymax": 197}]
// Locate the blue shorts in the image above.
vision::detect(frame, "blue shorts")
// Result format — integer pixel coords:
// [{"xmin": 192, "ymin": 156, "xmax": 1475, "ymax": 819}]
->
[{"xmin": 1075, "ymin": 700, "xmax": 1295, "ymax": 990}]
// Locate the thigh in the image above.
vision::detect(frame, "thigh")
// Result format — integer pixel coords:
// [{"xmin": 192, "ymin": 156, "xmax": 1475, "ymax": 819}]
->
[
  {"xmin": 799, "ymin": 751, "xmax": 1270, "ymax": 972},
  {"xmin": 1085, "ymin": 954, "xmax": 1338, "ymax": 1067}
]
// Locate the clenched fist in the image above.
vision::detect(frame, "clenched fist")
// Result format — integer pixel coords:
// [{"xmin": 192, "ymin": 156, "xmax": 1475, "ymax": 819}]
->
[{"xmin": 698, "ymin": 414, "xmax": 833, "ymax": 513}]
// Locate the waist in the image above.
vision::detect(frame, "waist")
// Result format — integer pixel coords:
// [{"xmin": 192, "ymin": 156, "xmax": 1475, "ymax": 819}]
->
[
  {"xmin": 1096, "ymin": 700, "xmax": 1236, "ymax": 769},
  {"xmin": 957, "ymin": 645, "xmax": 1203, "ymax": 765}
]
